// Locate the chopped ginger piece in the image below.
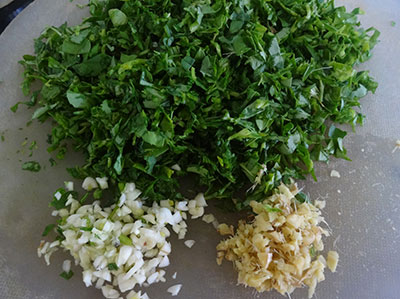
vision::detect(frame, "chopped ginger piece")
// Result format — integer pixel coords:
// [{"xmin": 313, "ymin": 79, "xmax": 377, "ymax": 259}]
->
[{"xmin": 217, "ymin": 223, "xmax": 234, "ymax": 236}]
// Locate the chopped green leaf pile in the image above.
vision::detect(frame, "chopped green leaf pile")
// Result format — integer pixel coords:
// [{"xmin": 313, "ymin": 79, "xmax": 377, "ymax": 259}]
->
[{"xmin": 19, "ymin": 0, "xmax": 378, "ymax": 210}]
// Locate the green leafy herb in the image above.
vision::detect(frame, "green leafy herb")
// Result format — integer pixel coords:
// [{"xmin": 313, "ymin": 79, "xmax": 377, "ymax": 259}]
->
[
  {"xmin": 108, "ymin": 9, "xmax": 128, "ymax": 27},
  {"xmin": 107, "ymin": 263, "xmax": 119, "ymax": 271},
  {"xmin": 60, "ymin": 270, "xmax": 74, "ymax": 280},
  {"xmin": 49, "ymin": 188, "xmax": 78, "ymax": 210},
  {"xmin": 42, "ymin": 224, "xmax": 56, "ymax": 236},
  {"xmin": 66, "ymin": 91, "xmax": 87, "ymax": 108},
  {"xmin": 19, "ymin": 0, "xmax": 379, "ymax": 210},
  {"xmin": 310, "ymin": 245, "xmax": 317, "ymax": 258},
  {"xmin": 296, "ymin": 192, "xmax": 311, "ymax": 204},
  {"xmin": 22, "ymin": 161, "xmax": 41, "ymax": 172},
  {"xmin": 29, "ymin": 141, "xmax": 37, "ymax": 150},
  {"xmin": 56, "ymin": 225, "xmax": 65, "ymax": 241},
  {"xmin": 80, "ymin": 192, "xmax": 89, "ymax": 204},
  {"xmin": 264, "ymin": 204, "xmax": 282, "ymax": 213},
  {"xmin": 93, "ymin": 189, "xmax": 103, "ymax": 200},
  {"xmin": 119, "ymin": 234, "xmax": 133, "ymax": 246},
  {"xmin": 49, "ymin": 158, "xmax": 57, "ymax": 166},
  {"xmin": 10, "ymin": 102, "xmax": 20, "ymax": 113}
]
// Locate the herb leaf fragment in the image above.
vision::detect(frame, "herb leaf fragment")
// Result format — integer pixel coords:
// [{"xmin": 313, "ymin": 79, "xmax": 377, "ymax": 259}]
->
[
  {"xmin": 60, "ymin": 270, "xmax": 74, "ymax": 280},
  {"xmin": 22, "ymin": 161, "xmax": 41, "ymax": 172}
]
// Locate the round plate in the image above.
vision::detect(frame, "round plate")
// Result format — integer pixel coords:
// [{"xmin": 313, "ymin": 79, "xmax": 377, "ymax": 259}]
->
[{"xmin": 0, "ymin": 0, "xmax": 399, "ymax": 298}]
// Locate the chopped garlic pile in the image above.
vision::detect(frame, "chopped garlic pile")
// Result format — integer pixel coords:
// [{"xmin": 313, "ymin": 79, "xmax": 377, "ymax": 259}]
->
[
  {"xmin": 38, "ymin": 178, "xmax": 207, "ymax": 299},
  {"xmin": 216, "ymin": 184, "xmax": 338, "ymax": 298}
]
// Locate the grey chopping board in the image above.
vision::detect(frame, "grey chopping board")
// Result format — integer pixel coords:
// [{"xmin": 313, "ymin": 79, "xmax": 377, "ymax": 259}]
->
[{"xmin": 0, "ymin": 0, "xmax": 399, "ymax": 298}]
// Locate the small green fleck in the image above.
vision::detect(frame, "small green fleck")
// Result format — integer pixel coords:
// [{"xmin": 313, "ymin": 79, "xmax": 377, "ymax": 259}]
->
[
  {"xmin": 310, "ymin": 245, "xmax": 317, "ymax": 258},
  {"xmin": 80, "ymin": 226, "xmax": 93, "ymax": 232},
  {"xmin": 60, "ymin": 270, "xmax": 74, "ymax": 280},
  {"xmin": 93, "ymin": 189, "xmax": 103, "ymax": 199},
  {"xmin": 391, "ymin": 21, "xmax": 396, "ymax": 27},
  {"xmin": 263, "ymin": 204, "xmax": 282, "ymax": 213},
  {"xmin": 107, "ymin": 263, "xmax": 119, "ymax": 271},
  {"xmin": 29, "ymin": 141, "xmax": 38, "ymax": 150},
  {"xmin": 22, "ymin": 161, "xmax": 41, "ymax": 172},
  {"xmin": 80, "ymin": 192, "xmax": 89, "ymax": 204},
  {"xmin": 10, "ymin": 102, "xmax": 20, "ymax": 113},
  {"xmin": 119, "ymin": 234, "xmax": 133, "ymax": 246},
  {"xmin": 118, "ymin": 182, "xmax": 125, "ymax": 192},
  {"xmin": 296, "ymin": 192, "xmax": 310, "ymax": 203},
  {"xmin": 42, "ymin": 224, "xmax": 55, "ymax": 236},
  {"xmin": 49, "ymin": 158, "xmax": 57, "ymax": 166}
]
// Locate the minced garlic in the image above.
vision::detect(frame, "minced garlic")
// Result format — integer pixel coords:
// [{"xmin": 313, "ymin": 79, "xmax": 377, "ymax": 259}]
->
[
  {"xmin": 327, "ymin": 251, "xmax": 339, "ymax": 273},
  {"xmin": 216, "ymin": 183, "xmax": 338, "ymax": 298}
]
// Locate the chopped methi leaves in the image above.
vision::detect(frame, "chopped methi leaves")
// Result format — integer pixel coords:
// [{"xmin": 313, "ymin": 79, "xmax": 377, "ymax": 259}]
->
[
  {"xmin": 38, "ymin": 178, "xmax": 206, "ymax": 298},
  {"xmin": 167, "ymin": 284, "xmax": 182, "ymax": 296},
  {"xmin": 20, "ymin": 0, "xmax": 379, "ymax": 211},
  {"xmin": 216, "ymin": 183, "xmax": 339, "ymax": 298},
  {"xmin": 60, "ymin": 270, "xmax": 74, "ymax": 280}
]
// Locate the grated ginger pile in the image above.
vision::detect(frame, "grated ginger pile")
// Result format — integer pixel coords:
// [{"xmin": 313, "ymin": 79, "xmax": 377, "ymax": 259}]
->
[{"xmin": 216, "ymin": 183, "xmax": 338, "ymax": 298}]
